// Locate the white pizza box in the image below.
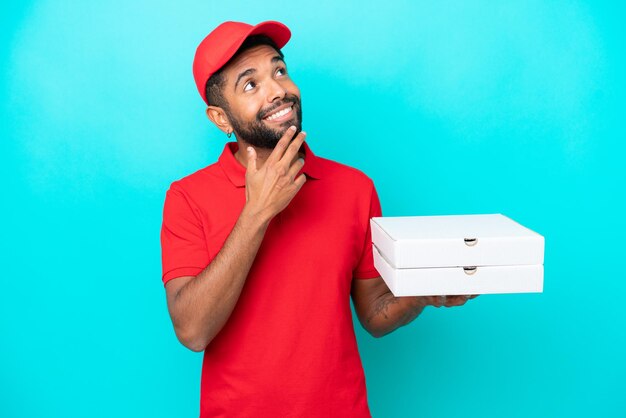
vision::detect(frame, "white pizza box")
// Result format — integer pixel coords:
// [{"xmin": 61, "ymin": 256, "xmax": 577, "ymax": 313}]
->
[
  {"xmin": 373, "ymin": 245, "xmax": 544, "ymax": 296},
  {"xmin": 370, "ymin": 214, "xmax": 544, "ymax": 269}
]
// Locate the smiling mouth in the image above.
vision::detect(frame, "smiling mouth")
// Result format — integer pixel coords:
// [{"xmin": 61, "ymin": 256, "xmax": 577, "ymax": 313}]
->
[{"xmin": 263, "ymin": 105, "xmax": 294, "ymax": 123}]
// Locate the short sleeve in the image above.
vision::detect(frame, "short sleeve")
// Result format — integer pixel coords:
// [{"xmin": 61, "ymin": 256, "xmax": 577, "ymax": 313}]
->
[
  {"xmin": 353, "ymin": 183, "xmax": 383, "ymax": 280},
  {"xmin": 160, "ymin": 184, "xmax": 210, "ymax": 286}
]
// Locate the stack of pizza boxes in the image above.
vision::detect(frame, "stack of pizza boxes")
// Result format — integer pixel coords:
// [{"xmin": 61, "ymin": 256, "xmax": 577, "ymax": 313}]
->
[{"xmin": 370, "ymin": 214, "xmax": 544, "ymax": 297}]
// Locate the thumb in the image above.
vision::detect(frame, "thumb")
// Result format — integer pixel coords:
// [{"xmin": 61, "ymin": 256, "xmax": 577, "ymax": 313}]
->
[{"xmin": 247, "ymin": 146, "xmax": 257, "ymax": 172}]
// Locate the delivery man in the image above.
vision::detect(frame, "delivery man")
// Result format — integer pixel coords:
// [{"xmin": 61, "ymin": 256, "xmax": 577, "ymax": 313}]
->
[{"xmin": 160, "ymin": 20, "xmax": 474, "ymax": 417}]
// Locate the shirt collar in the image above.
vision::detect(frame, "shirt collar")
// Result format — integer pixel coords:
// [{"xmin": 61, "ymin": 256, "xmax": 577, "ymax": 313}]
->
[{"xmin": 218, "ymin": 141, "xmax": 323, "ymax": 188}]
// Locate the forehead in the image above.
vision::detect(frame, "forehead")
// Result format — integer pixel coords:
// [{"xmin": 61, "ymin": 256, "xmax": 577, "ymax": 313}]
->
[{"xmin": 221, "ymin": 45, "xmax": 282, "ymax": 84}]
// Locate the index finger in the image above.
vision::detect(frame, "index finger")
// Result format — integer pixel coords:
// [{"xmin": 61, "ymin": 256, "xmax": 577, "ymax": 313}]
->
[
  {"xmin": 266, "ymin": 125, "xmax": 298, "ymax": 164},
  {"xmin": 280, "ymin": 130, "xmax": 306, "ymax": 165}
]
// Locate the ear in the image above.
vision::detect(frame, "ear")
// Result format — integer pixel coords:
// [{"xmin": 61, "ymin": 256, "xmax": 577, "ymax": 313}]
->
[{"xmin": 205, "ymin": 106, "xmax": 232, "ymax": 134}]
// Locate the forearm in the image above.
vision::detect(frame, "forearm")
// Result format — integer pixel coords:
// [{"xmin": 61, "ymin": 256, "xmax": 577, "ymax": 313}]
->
[
  {"xmin": 365, "ymin": 293, "xmax": 426, "ymax": 338},
  {"xmin": 170, "ymin": 204, "xmax": 271, "ymax": 351}
]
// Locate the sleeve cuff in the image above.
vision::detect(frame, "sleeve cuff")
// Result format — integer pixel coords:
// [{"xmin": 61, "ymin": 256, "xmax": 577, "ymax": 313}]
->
[
  {"xmin": 162, "ymin": 266, "xmax": 205, "ymax": 286},
  {"xmin": 353, "ymin": 268, "xmax": 381, "ymax": 280}
]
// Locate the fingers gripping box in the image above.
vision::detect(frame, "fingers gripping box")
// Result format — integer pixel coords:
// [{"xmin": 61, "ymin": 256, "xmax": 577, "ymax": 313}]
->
[{"xmin": 370, "ymin": 214, "xmax": 544, "ymax": 297}]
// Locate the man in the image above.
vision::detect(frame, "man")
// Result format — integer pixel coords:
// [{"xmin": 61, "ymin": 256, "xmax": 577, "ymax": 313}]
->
[{"xmin": 161, "ymin": 20, "xmax": 474, "ymax": 417}]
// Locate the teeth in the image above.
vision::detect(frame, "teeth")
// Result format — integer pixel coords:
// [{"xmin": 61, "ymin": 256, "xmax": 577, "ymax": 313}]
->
[{"xmin": 266, "ymin": 106, "xmax": 292, "ymax": 121}]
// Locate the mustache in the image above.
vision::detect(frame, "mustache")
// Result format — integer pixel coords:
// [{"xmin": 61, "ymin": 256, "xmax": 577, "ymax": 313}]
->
[{"xmin": 258, "ymin": 95, "xmax": 299, "ymax": 120}]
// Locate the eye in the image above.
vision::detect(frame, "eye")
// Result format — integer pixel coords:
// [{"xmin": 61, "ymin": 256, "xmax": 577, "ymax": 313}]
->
[
  {"xmin": 243, "ymin": 80, "xmax": 256, "ymax": 92},
  {"xmin": 276, "ymin": 67, "xmax": 287, "ymax": 76}
]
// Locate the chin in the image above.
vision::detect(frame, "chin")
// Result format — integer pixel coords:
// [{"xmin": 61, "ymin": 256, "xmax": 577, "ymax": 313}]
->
[{"xmin": 281, "ymin": 118, "xmax": 302, "ymax": 133}]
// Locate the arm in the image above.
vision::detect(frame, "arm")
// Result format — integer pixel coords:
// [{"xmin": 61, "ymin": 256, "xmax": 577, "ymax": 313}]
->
[
  {"xmin": 165, "ymin": 127, "xmax": 307, "ymax": 352},
  {"xmin": 351, "ymin": 276, "xmax": 476, "ymax": 338},
  {"xmin": 165, "ymin": 208, "xmax": 269, "ymax": 352}
]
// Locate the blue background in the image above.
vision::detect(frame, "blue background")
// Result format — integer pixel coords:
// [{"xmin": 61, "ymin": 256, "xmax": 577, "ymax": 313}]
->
[{"xmin": 1, "ymin": 1, "xmax": 624, "ymax": 417}]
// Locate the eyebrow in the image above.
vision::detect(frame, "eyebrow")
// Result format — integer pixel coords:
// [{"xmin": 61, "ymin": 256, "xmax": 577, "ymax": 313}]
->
[{"xmin": 234, "ymin": 55, "xmax": 286, "ymax": 90}]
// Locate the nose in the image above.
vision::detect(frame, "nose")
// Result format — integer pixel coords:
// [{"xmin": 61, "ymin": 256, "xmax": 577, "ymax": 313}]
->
[{"xmin": 266, "ymin": 78, "xmax": 286, "ymax": 103}]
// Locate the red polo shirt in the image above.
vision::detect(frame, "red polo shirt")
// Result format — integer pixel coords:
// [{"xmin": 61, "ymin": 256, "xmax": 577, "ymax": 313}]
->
[{"xmin": 161, "ymin": 141, "xmax": 381, "ymax": 418}]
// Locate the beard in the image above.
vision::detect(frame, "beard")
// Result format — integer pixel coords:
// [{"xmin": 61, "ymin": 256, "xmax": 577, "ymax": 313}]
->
[{"xmin": 227, "ymin": 94, "xmax": 303, "ymax": 149}]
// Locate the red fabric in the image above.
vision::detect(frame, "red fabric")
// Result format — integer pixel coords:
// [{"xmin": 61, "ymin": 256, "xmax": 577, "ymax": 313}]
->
[{"xmin": 161, "ymin": 142, "xmax": 381, "ymax": 417}]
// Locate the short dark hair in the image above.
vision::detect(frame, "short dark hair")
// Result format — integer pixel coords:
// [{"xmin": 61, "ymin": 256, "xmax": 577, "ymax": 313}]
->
[{"xmin": 205, "ymin": 34, "xmax": 285, "ymax": 109}]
